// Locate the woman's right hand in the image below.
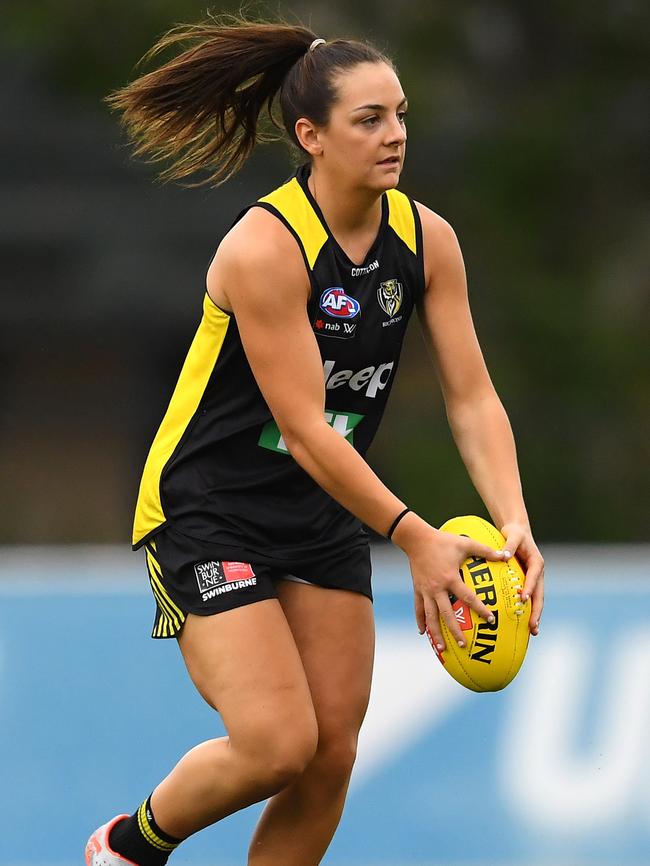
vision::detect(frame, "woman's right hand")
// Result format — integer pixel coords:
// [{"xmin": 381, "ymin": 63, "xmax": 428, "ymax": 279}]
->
[{"xmin": 392, "ymin": 514, "xmax": 507, "ymax": 651}]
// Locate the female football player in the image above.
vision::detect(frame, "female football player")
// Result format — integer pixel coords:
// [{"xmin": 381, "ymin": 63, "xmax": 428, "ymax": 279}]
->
[{"xmin": 85, "ymin": 16, "xmax": 544, "ymax": 866}]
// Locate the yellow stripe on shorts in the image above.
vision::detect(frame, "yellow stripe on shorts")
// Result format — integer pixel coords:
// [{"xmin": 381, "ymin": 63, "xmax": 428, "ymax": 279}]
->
[
  {"xmin": 145, "ymin": 559, "xmax": 180, "ymax": 630},
  {"xmin": 145, "ymin": 548, "xmax": 185, "ymax": 633},
  {"xmin": 147, "ymin": 575, "xmax": 182, "ymax": 636},
  {"xmin": 145, "ymin": 548, "xmax": 184, "ymax": 619}
]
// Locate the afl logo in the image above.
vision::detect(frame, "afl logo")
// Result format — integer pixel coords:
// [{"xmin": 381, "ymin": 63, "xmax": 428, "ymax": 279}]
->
[{"xmin": 319, "ymin": 287, "xmax": 361, "ymax": 319}]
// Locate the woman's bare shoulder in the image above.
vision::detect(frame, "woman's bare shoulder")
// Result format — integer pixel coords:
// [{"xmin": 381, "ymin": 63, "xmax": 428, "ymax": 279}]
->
[
  {"xmin": 413, "ymin": 200, "xmax": 458, "ymax": 246},
  {"xmin": 208, "ymin": 205, "xmax": 308, "ymax": 310},
  {"xmin": 219, "ymin": 206, "xmax": 303, "ymax": 267},
  {"xmin": 413, "ymin": 200, "xmax": 464, "ymax": 290}
]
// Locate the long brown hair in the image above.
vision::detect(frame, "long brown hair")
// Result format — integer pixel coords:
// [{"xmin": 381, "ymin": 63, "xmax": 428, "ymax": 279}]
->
[{"xmin": 106, "ymin": 14, "xmax": 392, "ymax": 186}]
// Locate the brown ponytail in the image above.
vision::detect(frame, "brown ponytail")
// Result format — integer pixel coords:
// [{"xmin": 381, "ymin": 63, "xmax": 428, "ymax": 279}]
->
[{"xmin": 106, "ymin": 15, "xmax": 392, "ymax": 187}]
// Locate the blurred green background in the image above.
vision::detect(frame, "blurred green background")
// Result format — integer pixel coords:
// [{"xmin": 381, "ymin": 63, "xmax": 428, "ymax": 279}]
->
[{"xmin": 2, "ymin": 0, "xmax": 648, "ymax": 543}]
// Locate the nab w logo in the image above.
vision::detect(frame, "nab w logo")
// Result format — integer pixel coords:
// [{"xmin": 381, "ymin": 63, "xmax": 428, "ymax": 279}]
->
[
  {"xmin": 259, "ymin": 410, "xmax": 364, "ymax": 454},
  {"xmin": 319, "ymin": 287, "xmax": 361, "ymax": 319}
]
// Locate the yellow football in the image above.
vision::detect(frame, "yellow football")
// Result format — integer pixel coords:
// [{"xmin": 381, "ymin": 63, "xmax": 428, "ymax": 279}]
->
[{"xmin": 426, "ymin": 515, "xmax": 531, "ymax": 692}]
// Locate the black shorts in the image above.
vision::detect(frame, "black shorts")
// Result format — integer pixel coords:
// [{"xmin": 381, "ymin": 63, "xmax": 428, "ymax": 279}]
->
[{"xmin": 143, "ymin": 526, "xmax": 373, "ymax": 639}]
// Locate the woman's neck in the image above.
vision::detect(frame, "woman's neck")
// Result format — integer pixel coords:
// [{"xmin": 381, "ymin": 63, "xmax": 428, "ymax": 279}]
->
[{"xmin": 307, "ymin": 166, "xmax": 383, "ymax": 241}]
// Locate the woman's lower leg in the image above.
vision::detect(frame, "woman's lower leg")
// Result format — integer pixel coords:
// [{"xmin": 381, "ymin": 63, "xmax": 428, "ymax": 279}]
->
[
  {"xmin": 145, "ymin": 602, "xmax": 318, "ymax": 841},
  {"xmin": 248, "ymin": 743, "xmax": 357, "ymax": 866},
  {"xmin": 150, "ymin": 730, "xmax": 316, "ymax": 839}
]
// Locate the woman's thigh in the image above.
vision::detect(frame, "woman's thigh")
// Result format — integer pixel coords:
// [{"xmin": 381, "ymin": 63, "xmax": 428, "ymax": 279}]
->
[
  {"xmin": 177, "ymin": 599, "xmax": 317, "ymax": 752},
  {"xmin": 275, "ymin": 580, "xmax": 375, "ymax": 745}
]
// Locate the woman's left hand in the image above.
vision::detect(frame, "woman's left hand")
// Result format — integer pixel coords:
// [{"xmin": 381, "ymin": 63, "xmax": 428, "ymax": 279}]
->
[{"xmin": 500, "ymin": 522, "xmax": 544, "ymax": 636}]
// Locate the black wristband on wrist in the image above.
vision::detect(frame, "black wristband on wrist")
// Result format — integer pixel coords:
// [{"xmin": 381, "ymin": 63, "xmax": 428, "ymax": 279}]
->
[{"xmin": 387, "ymin": 507, "xmax": 412, "ymax": 540}]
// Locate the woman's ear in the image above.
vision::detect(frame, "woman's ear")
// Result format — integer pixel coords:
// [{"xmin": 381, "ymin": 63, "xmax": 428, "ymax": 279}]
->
[{"xmin": 294, "ymin": 118, "xmax": 324, "ymax": 156}]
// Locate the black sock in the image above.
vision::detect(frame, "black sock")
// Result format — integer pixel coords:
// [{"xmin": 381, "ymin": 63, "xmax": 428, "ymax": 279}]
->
[{"xmin": 108, "ymin": 795, "xmax": 182, "ymax": 866}]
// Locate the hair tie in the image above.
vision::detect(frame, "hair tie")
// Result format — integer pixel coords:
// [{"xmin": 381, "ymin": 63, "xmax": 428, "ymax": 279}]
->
[{"xmin": 309, "ymin": 38, "xmax": 326, "ymax": 52}]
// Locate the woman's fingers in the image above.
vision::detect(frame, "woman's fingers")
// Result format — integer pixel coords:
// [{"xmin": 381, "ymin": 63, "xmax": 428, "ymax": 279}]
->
[
  {"xmin": 416, "ymin": 531, "xmax": 526, "ymax": 654},
  {"xmin": 453, "ymin": 578, "xmax": 495, "ymax": 623},
  {"xmin": 529, "ymin": 571, "xmax": 545, "ymax": 636},
  {"xmin": 501, "ymin": 524, "xmax": 525, "ymax": 559},
  {"xmin": 423, "ymin": 596, "xmax": 445, "ymax": 652},
  {"xmin": 522, "ymin": 551, "xmax": 544, "ymax": 603},
  {"xmin": 464, "ymin": 538, "xmax": 509, "ymax": 563},
  {"xmin": 414, "ymin": 592, "xmax": 426, "ymax": 635},
  {"xmin": 435, "ymin": 593, "xmax": 468, "ymax": 648}
]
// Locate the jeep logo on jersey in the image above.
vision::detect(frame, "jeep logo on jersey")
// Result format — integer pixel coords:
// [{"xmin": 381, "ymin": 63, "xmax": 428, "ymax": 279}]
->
[
  {"xmin": 319, "ymin": 287, "xmax": 361, "ymax": 318},
  {"xmin": 258, "ymin": 410, "xmax": 365, "ymax": 454},
  {"xmin": 323, "ymin": 359, "xmax": 394, "ymax": 399},
  {"xmin": 377, "ymin": 279, "xmax": 403, "ymax": 317}
]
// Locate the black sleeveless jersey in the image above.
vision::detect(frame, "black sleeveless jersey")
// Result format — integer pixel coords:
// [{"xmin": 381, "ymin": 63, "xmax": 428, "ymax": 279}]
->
[{"xmin": 132, "ymin": 164, "xmax": 426, "ymax": 560}]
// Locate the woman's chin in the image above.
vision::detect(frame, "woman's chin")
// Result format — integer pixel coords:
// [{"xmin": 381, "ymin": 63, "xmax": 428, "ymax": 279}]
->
[{"xmin": 377, "ymin": 171, "xmax": 401, "ymax": 190}]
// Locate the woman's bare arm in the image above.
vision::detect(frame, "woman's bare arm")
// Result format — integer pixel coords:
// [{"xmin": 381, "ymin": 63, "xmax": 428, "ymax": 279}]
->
[
  {"xmin": 208, "ymin": 207, "xmax": 506, "ymax": 647},
  {"xmin": 414, "ymin": 202, "xmax": 544, "ymax": 634}
]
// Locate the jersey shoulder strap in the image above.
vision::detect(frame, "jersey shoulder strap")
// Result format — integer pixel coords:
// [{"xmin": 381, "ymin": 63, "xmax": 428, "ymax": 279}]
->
[
  {"xmin": 230, "ymin": 175, "xmax": 421, "ymax": 270},
  {"xmin": 257, "ymin": 177, "xmax": 328, "ymax": 271},
  {"xmin": 385, "ymin": 188, "xmax": 418, "ymax": 256}
]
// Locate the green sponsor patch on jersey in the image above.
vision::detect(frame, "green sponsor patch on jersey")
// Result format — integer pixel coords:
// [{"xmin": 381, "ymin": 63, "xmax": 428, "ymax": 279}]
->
[{"xmin": 258, "ymin": 410, "xmax": 364, "ymax": 454}]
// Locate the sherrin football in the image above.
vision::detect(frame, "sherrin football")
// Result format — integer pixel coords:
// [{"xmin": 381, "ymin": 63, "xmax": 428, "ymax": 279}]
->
[{"xmin": 426, "ymin": 515, "xmax": 531, "ymax": 692}]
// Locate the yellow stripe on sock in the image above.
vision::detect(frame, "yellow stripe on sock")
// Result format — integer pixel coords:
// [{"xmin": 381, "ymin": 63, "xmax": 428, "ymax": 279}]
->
[{"xmin": 137, "ymin": 803, "xmax": 178, "ymax": 852}]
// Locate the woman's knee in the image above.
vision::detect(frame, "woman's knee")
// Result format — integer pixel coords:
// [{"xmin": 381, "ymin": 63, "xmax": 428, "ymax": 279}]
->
[
  {"xmin": 233, "ymin": 704, "xmax": 319, "ymax": 793},
  {"xmin": 311, "ymin": 734, "xmax": 359, "ymax": 788}
]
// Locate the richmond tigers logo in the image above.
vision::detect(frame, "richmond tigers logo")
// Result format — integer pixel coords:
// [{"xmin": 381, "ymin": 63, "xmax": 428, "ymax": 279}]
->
[{"xmin": 377, "ymin": 279, "xmax": 403, "ymax": 317}]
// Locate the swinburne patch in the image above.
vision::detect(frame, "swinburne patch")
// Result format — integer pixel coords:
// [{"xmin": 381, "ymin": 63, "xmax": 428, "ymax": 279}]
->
[
  {"xmin": 222, "ymin": 561, "xmax": 255, "ymax": 581},
  {"xmin": 194, "ymin": 560, "xmax": 257, "ymax": 602}
]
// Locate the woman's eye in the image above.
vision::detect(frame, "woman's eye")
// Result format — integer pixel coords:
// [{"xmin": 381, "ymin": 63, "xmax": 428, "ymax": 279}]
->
[
  {"xmin": 397, "ymin": 111, "xmax": 408, "ymax": 123},
  {"xmin": 362, "ymin": 116, "xmax": 379, "ymax": 126}
]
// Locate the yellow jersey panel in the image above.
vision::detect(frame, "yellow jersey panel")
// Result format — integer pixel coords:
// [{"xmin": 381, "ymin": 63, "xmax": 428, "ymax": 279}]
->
[
  {"xmin": 132, "ymin": 294, "xmax": 230, "ymax": 546},
  {"xmin": 386, "ymin": 188, "xmax": 417, "ymax": 255},
  {"xmin": 259, "ymin": 177, "xmax": 328, "ymax": 270}
]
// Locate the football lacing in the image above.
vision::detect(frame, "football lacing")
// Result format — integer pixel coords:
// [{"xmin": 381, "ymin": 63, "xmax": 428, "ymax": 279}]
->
[{"xmin": 509, "ymin": 568, "xmax": 524, "ymax": 615}]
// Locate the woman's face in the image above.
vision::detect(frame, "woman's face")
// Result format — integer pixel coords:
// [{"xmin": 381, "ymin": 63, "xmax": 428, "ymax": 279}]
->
[{"xmin": 311, "ymin": 61, "xmax": 408, "ymax": 192}]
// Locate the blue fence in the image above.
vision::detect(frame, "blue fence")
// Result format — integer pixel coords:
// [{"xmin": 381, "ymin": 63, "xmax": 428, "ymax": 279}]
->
[{"xmin": 1, "ymin": 545, "xmax": 649, "ymax": 866}]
